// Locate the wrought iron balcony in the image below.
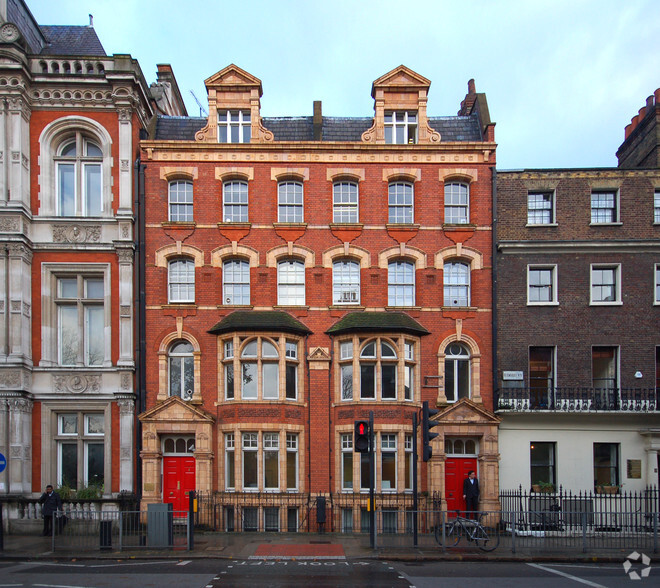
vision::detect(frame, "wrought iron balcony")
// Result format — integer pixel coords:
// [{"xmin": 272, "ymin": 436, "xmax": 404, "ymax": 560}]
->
[{"xmin": 496, "ymin": 387, "xmax": 658, "ymax": 413}]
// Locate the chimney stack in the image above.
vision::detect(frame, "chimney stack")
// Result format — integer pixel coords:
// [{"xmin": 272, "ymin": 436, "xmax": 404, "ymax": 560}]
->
[{"xmin": 313, "ymin": 101, "xmax": 322, "ymax": 141}]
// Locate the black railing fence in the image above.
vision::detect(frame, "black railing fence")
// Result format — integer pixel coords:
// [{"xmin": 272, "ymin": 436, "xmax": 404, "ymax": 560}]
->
[{"xmin": 496, "ymin": 387, "xmax": 658, "ymax": 412}]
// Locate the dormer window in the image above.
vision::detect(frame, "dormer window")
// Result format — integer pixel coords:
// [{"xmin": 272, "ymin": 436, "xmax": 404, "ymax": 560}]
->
[
  {"xmin": 384, "ymin": 111, "xmax": 417, "ymax": 144},
  {"xmin": 218, "ymin": 110, "xmax": 251, "ymax": 143}
]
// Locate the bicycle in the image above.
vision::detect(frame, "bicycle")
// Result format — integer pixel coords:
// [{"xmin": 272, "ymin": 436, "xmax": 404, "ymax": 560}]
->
[{"xmin": 434, "ymin": 511, "xmax": 500, "ymax": 552}]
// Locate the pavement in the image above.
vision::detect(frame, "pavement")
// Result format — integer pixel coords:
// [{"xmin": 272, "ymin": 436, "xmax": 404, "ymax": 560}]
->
[{"xmin": 0, "ymin": 530, "xmax": 656, "ymax": 563}]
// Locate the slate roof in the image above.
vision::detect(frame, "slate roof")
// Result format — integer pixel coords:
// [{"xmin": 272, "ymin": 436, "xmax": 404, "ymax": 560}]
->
[
  {"xmin": 152, "ymin": 113, "xmax": 482, "ymax": 142},
  {"xmin": 208, "ymin": 311, "xmax": 312, "ymax": 336},
  {"xmin": 326, "ymin": 312, "xmax": 429, "ymax": 336},
  {"xmin": 39, "ymin": 26, "xmax": 106, "ymax": 56}
]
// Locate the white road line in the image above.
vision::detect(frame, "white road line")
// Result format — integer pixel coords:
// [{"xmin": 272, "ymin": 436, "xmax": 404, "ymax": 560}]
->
[
  {"xmin": 544, "ymin": 563, "xmax": 621, "ymax": 570},
  {"xmin": 88, "ymin": 561, "xmax": 173, "ymax": 568},
  {"xmin": 527, "ymin": 563, "xmax": 607, "ymax": 588},
  {"xmin": 21, "ymin": 563, "xmax": 85, "ymax": 568},
  {"xmin": 0, "ymin": 584, "xmax": 23, "ymax": 587},
  {"xmin": 34, "ymin": 584, "xmax": 93, "ymax": 588},
  {"xmin": 176, "ymin": 560, "xmax": 191, "ymax": 566}
]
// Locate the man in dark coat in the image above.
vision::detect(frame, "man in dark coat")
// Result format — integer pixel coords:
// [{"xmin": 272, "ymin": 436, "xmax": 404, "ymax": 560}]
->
[
  {"xmin": 462, "ymin": 470, "xmax": 480, "ymax": 519},
  {"xmin": 38, "ymin": 484, "xmax": 62, "ymax": 536}
]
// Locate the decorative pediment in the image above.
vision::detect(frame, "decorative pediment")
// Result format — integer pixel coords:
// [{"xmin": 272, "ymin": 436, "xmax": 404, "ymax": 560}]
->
[
  {"xmin": 371, "ymin": 65, "xmax": 431, "ymax": 95},
  {"xmin": 308, "ymin": 346, "xmax": 331, "ymax": 361},
  {"xmin": 435, "ymin": 398, "xmax": 500, "ymax": 425},
  {"xmin": 204, "ymin": 64, "xmax": 263, "ymax": 94},
  {"xmin": 138, "ymin": 396, "xmax": 215, "ymax": 424}
]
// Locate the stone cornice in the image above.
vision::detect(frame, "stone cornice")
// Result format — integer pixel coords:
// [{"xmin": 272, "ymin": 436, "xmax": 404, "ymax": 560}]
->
[{"xmin": 498, "ymin": 240, "xmax": 660, "ymax": 253}]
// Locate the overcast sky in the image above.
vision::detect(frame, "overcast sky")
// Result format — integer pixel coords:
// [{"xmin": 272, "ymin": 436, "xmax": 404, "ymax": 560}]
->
[{"xmin": 27, "ymin": 0, "xmax": 660, "ymax": 169}]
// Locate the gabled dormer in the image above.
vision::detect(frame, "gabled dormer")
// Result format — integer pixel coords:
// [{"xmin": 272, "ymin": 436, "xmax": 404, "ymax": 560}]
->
[
  {"xmin": 195, "ymin": 64, "xmax": 273, "ymax": 143},
  {"xmin": 361, "ymin": 65, "xmax": 440, "ymax": 144}
]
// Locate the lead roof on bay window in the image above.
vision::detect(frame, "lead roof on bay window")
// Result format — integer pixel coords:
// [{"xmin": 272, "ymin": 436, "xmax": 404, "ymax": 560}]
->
[
  {"xmin": 326, "ymin": 311, "xmax": 429, "ymax": 336},
  {"xmin": 208, "ymin": 310, "xmax": 312, "ymax": 336}
]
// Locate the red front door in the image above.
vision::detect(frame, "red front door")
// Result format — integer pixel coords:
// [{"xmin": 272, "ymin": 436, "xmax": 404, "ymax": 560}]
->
[
  {"xmin": 163, "ymin": 456, "xmax": 196, "ymax": 515},
  {"xmin": 445, "ymin": 457, "xmax": 477, "ymax": 513}
]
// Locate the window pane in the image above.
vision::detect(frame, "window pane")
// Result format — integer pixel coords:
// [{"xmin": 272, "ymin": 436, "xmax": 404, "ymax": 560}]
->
[
  {"xmin": 242, "ymin": 362, "xmax": 257, "ymax": 399},
  {"xmin": 341, "ymin": 364, "xmax": 353, "ymax": 400},
  {"xmin": 286, "ymin": 364, "xmax": 297, "ymax": 399},
  {"xmin": 58, "ymin": 163, "xmax": 75, "ymax": 216},
  {"xmin": 59, "ymin": 278, "xmax": 77, "ymax": 299},
  {"xmin": 382, "ymin": 452, "xmax": 396, "ymax": 490},
  {"xmin": 60, "ymin": 443, "xmax": 78, "ymax": 488},
  {"xmin": 86, "ymin": 443, "xmax": 104, "ymax": 486},
  {"xmin": 225, "ymin": 364, "xmax": 234, "ymax": 399},
  {"xmin": 169, "ymin": 357, "xmax": 181, "ymax": 397},
  {"xmin": 381, "ymin": 364, "xmax": 396, "ymax": 399},
  {"xmin": 530, "ymin": 442, "xmax": 555, "ymax": 486},
  {"xmin": 59, "ymin": 306, "xmax": 78, "ymax": 365},
  {"xmin": 457, "ymin": 359, "xmax": 470, "ymax": 400},
  {"xmin": 85, "ymin": 414, "xmax": 104, "ymax": 435},
  {"xmin": 85, "ymin": 306, "xmax": 104, "ymax": 365},
  {"xmin": 226, "ymin": 450, "xmax": 235, "ymax": 489},
  {"xmin": 84, "ymin": 164, "xmax": 102, "ymax": 215},
  {"xmin": 262, "ymin": 341, "xmax": 278, "ymax": 358},
  {"xmin": 59, "ymin": 414, "xmax": 78, "ymax": 435},
  {"xmin": 85, "ymin": 279, "xmax": 104, "ymax": 299},
  {"xmin": 404, "ymin": 365, "xmax": 413, "ymax": 400},
  {"xmin": 342, "ymin": 451, "xmax": 353, "ymax": 489},
  {"xmin": 243, "ymin": 450, "xmax": 258, "ymax": 488},
  {"xmin": 360, "ymin": 364, "xmax": 375, "ymax": 399},
  {"xmin": 264, "ymin": 450, "xmax": 279, "ymax": 489},
  {"xmin": 360, "ymin": 453, "xmax": 370, "ymax": 490},
  {"xmin": 263, "ymin": 363, "xmax": 279, "ymax": 399},
  {"xmin": 287, "ymin": 450, "xmax": 297, "ymax": 489},
  {"xmin": 183, "ymin": 356, "xmax": 194, "ymax": 399}
]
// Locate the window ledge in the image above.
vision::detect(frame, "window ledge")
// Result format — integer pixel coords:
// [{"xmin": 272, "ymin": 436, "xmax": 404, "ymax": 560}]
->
[
  {"xmin": 441, "ymin": 305, "xmax": 477, "ymax": 311},
  {"xmin": 589, "ymin": 301, "xmax": 623, "ymax": 306},
  {"xmin": 589, "ymin": 222, "xmax": 622, "ymax": 227},
  {"xmin": 525, "ymin": 223, "xmax": 558, "ymax": 228},
  {"xmin": 386, "ymin": 223, "xmax": 420, "ymax": 230},
  {"xmin": 274, "ymin": 305, "xmax": 309, "ymax": 310},
  {"xmin": 161, "ymin": 221, "xmax": 197, "ymax": 229},
  {"xmin": 442, "ymin": 223, "xmax": 476, "ymax": 231},
  {"xmin": 386, "ymin": 305, "xmax": 421, "ymax": 311},
  {"xmin": 329, "ymin": 223, "xmax": 364, "ymax": 230},
  {"xmin": 527, "ymin": 302, "xmax": 559, "ymax": 306},
  {"xmin": 217, "ymin": 222, "xmax": 251, "ymax": 229},
  {"xmin": 217, "ymin": 304, "xmax": 254, "ymax": 310},
  {"xmin": 273, "ymin": 222, "xmax": 308, "ymax": 229},
  {"xmin": 330, "ymin": 304, "xmax": 364, "ymax": 310},
  {"xmin": 162, "ymin": 303, "xmax": 197, "ymax": 308}
]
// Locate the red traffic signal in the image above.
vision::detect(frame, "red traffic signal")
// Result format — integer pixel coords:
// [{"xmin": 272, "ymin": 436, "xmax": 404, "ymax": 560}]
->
[{"xmin": 354, "ymin": 420, "xmax": 370, "ymax": 453}]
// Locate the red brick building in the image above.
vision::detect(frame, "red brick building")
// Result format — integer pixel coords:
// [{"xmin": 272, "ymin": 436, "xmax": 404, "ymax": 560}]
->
[
  {"xmin": 139, "ymin": 65, "xmax": 498, "ymax": 531},
  {"xmin": 0, "ymin": 1, "xmax": 182, "ymax": 504}
]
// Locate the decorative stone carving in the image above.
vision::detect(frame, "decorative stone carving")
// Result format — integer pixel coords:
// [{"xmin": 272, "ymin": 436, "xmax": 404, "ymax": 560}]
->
[
  {"xmin": 0, "ymin": 23, "xmax": 21, "ymax": 43},
  {"xmin": 53, "ymin": 373, "xmax": 101, "ymax": 394},
  {"xmin": 117, "ymin": 108, "xmax": 132, "ymax": 121},
  {"xmin": 0, "ymin": 217, "xmax": 20, "ymax": 232},
  {"xmin": 22, "ymin": 302, "xmax": 30, "ymax": 317},
  {"xmin": 52, "ymin": 224, "xmax": 101, "ymax": 243},
  {"xmin": 144, "ymin": 431, "xmax": 157, "ymax": 441},
  {"xmin": 121, "ymin": 224, "xmax": 130, "ymax": 238},
  {"xmin": 117, "ymin": 398, "xmax": 134, "ymax": 414},
  {"xmin": 121, "ymin": 372, "xmax": 131, "ymax": 389},
  {"xmin": 7, "ymin": 243, "xmax": 32, "ymax": 262},
  {"xmin": 120, "ymin": 159, "xmax": 130, "ymax": 171},
  {"xmin": 10, "ymin": 300, "xmax": 20, "ymax": 312},
  {"xmin": 10, "ymin": 446, "xmax": 21, "ymax": 458},
  {"xmin": 120, "ymin": 305, "xmax": 131, "ymax": 317},
  {"xmin": 116, "ymin": 248, "xmax": 133, "ymax": 263},
  {"xmin": 7, "ymin": 397, "xmax": 32, "ymax": 412},
  {"xmin": 0, "ymin": 371, "xmax": 21, "ymax": 388},
  {"xmin": 120, "ymin": 447, "xmax": 131, "ymax": 459}
]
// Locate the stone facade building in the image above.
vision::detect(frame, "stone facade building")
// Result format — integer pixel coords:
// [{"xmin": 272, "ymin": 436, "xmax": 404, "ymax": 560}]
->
[
  {"xmin": 139, "ymin": 65, "xmax": 499, "ymax": 531},
  {"xmin": 496, "ymin": 92, "xmax": 660, "ymax": 493}
]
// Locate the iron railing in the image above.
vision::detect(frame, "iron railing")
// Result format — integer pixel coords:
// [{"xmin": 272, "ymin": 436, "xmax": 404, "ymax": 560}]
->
[{"xmin": 496, "ymin": 387, "xmax": 658, "ymax": 412}]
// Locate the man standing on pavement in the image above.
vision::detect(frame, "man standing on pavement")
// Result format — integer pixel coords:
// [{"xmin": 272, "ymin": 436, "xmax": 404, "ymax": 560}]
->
[
  {"xmin": 38, "ymin": 484, "xmax": 62, "ymax": 536},
  {"xmin": 462, "ymin": 470, "xmax": 480, "ymax": 519}
]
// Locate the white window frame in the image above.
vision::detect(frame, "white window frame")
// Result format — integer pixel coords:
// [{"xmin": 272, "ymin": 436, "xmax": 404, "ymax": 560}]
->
[
  {"xmin": 444, "ymin": 182, "xmax": 470, "ymax": 224},
  {"xmin": 223, "ymin": 259, "xmax": 250, "ymax": 306},
  {"xmin": 168, "ymin": 180, "xmax": 193, "ymax": 222},
  {"xmin": 223, "ymin": 180, "xmax": 248, "ymax": 223},
  {"xmin": 341, "ymin": 433, "xmax": 353, "ymax": 491},
  {"xmin": 380, "ymin": 433, "xmax": 397, "ymax": 492},
  {"xmin": 444, "ymin": 262, "xmax": 471, "ymax": 307},
  {"xmin": 404, "ymin": 434, "xmax": 413, "ymax": 491},
  {"xmin": 527, "ymin": 191, "xmax": 555, "ymax": 225},
  {"xmin": 527, "ymin": 265, "xmax": 558, "ymax": 305},
  {"xmin": 168, "ymin": 258, "xmax": 195, "ymax": 303},
  {"xmin": 654, "ymin": 190, "xmax": 660, "ymax": 224},
  {"xmin": 590, "ymin": 190, "xmax": 619, "ymax": 224},
  {"xmin": 218, "ymin": 110, "xmax": 251, "ymax": 144},
  {"xmin": 388, "ymin": 260, "xmax": 415, "ymax": 306},
  {"xmin": 388, "ymin": 182, "xmax": 414, "ymax": 224},
  {"xmin": 655, "ymin": 264, "xmax": 660, "ymax": 305},
  {"xmin": 277, "ymin": 259, "xmax": 305, "ymax": 306},
  {"xmin": 286, "ymin": 433, "xmax": 298, "ymax": 491},
  {"xmin": 263, "ymin": 432, "xmax": 280, "ymax": 491},
  {"xmin": 278, "ymin": 181, "xmax": 304, "ymax": 223},
  {"xmin": 168, "ymin": 340, "xmax": 195, "ymax": 400},
  {"xmin": 333, "ymin": 181, "xmax": 359, "ymax": 223},
  {"xmin": 445, "ymin": 342, "xmax": 471, "ymax": 403},
  {"xmin": 242, "ymin": 432, "xmax": 259, "ymax": 491},
  {"xmin": 590, "ymin": 264, "xmax": 621, "ymax": 305},
  {"xmin": 333, "ymin": 259, "xmax": 360, "ymax": 305},
  {"xmin": 384, "ymin": 111, "xmax": 417, "ymax": 144},
  {"xmin": 225, "ymin": 433, "xmax": 235, "ymax": 490}
]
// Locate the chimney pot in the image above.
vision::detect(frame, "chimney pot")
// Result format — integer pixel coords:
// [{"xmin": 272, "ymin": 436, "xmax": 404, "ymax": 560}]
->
[
  {"xmin": 654, "ymin": 88, "xmax": 660, "ymax": 104},
  {"xmin": 624, "ymin": 123, "xmax": 632, "ymax": 139},
  {"xmin": 646, "ymin": 95, "xmax": 654, "ymax": 109},
  {"xmin": 467, "ymin": 79, "xmax": 476, "ymax": 94}
]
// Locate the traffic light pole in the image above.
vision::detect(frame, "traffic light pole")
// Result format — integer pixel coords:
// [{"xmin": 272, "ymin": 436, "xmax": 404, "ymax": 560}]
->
[
  {"xmin": 412, "ymin": 411, "xmax": 418, "ymax": 547},
  {"xmin": 369, "ymin": 410, "xmax": 375, "ymax": 549}
]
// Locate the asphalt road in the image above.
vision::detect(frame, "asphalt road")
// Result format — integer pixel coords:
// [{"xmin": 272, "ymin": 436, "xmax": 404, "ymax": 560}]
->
[{"xmin": 0, "ymin": 558, "xmax": 655, "ymax": 587}]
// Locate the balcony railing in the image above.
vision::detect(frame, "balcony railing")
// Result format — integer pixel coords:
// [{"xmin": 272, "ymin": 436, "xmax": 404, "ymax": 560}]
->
[{"xmin": 496, "ymin": 387, "xmax": 658, "ymax": 413}]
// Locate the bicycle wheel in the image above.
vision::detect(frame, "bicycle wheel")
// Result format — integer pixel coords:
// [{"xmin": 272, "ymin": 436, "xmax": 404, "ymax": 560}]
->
[
  {"xmin": 435, "ymin": 521, "xmax": 461, "ymax": 547},
  {"xmin": 474, "ymin": 524, "xmax": 500, "ymax": 552}
]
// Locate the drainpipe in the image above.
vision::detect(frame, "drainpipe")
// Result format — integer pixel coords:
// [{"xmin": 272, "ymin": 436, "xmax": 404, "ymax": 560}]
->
[
  {"xmin": 491, "ymin": 166, "xmax": 498, "ymax": 407},
  {"xmin": 134, "ymin": 152, "xmax": 147, "ymax": 499},
  {"xmin": 305, "ymin": 334, "xmax": 311, "ymax": 498},
  {"xmin": 3, "ymin": 245, "xmax": 8, "ymax": 357}
]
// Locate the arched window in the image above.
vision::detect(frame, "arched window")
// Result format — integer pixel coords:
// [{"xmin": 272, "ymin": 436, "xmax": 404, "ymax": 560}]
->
[
  {"xmin": 388, "ymin": 260, "xmax": 415, "ymax": 306},
  {"xmin": 445, "ymin": 343, "xmax": 470, "ymax": 402},
  {"xmin": 360, "ymin": 340, "xmax": 397, "ymax": 400},
  {"xmin": 444, "ymin": 182, "xmax": 469, "ymax": 224},
  {"xmin": 56, "ymin": 133, "xmax": 102, "ymax": 216},
  {"xmin": 277, "ymin": 259, "xmax": 305, "ymax": 305},
  {"xmin": 278, "ymin": 181, "xmax": 303, "ymax": 223},
  {"xmin": 168, "ymin": 180, "xmax": 193, "ymax": 222},
  {"xmin": 388, "ymin": 182, "xmax": 413, "ymax": 224},
  {"xmin": 333, "ymin": 181, "xmax": 358, "ymax": 223},
  {"xmin": 168, "ymin": 258, "xmax": 195, "ymax": 303},
  {"xmin": 333, "ymin": 259, "xmax": 360, "ymax": 305},
  {"xmin": 444, "ymin": 262, "xmax": 470, "ymax": 307},
  {"xmin": 223, "ymin": 180, "xmax": 248, "ymax": 222},
  {"xmin": 169, "ymin": 340, "xmax": 194, "ymax": 400},
  {"xmin": 223, "ymin": 259, "xmax": 250, "ymax": 305}
]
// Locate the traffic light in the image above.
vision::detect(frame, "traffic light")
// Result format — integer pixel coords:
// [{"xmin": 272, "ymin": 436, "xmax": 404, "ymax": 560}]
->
[
  {"xmin": 422, "ymin": 401, "xmax": 439, "ymax": 462},
  {"xmin": 354, "ymin": 420, "xmax": 370, "ymax": 453}
]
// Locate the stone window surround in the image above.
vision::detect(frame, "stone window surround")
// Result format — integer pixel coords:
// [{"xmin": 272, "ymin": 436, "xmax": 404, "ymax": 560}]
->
[
  {"xmin": 41, "ymin": 401, "xmax": 112, "ymax": 496},
  {"xmin": 333, "ymin": 334, "xmax": 419, "ymax": 405},
  {"xmin": 157, "ymin": 331, "xmax": 202, "ymax": 403},
  {"xmin": 39, "ymin": 262, "xmax": 112, "ymax": 368},
  {"xmin": 436, "ymin": 334, "xmax": 482, "ymax": 405},
  {"xmin": 38, "ymin": 116, "xmax": 113, "ymax": 218}
]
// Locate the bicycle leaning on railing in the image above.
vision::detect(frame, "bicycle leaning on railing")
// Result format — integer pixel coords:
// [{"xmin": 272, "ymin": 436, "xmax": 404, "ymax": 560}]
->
[{"xmin": 434, "ymin": 512, "xmax": 500, "ymax": 552}]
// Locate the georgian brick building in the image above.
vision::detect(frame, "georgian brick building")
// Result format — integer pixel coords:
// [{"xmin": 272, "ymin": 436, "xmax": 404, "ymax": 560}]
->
[
  {"xmin": 496, "ymin": 92, "xmax": 660, "ymax": 493},
  {"xmin": 0, "ymin": 0, "xmax": 181, "ymax": 501},
  {"xmin": 139, "ymin": 65, "xmax": 498, "ymax": 531}
]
